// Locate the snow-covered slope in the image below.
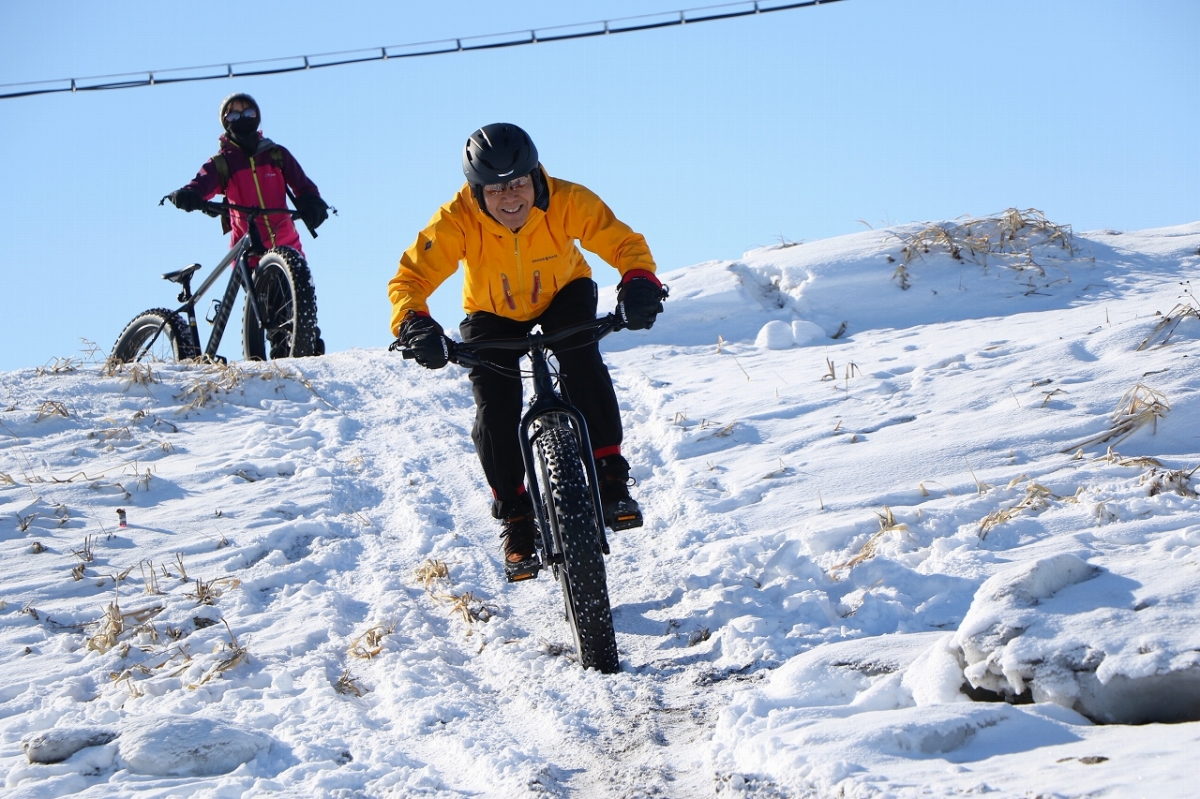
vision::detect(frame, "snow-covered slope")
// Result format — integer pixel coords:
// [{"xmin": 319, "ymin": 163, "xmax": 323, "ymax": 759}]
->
[{"xmin": 2, "ymin": 218, "xmax": 1198, "ymax": 797}]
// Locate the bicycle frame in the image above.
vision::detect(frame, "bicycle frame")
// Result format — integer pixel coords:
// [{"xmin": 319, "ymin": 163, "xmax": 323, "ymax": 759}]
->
[
  {"xmin": 423, "ymin": 314, "xmax": 621, "ymax": 566},
  {"xmin": 148, "ymin": 203, "xmax": 287, "ymax": 361}
]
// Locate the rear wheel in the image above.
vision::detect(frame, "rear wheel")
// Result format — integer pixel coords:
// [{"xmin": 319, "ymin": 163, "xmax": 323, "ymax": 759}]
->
[
  {"xmin": 109, "ymin": 308, "xmax": 198, "ymax": 364},
  {"xmin": 535, "ymin": 423, "xmax": 619, "ymax": 673},
  {"xmin": 242, "ymin": 246, "xmax": 321, "ymax": 360}
]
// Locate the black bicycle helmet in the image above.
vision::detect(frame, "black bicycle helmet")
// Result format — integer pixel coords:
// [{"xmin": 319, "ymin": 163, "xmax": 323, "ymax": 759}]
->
[
  {"xmin": 462, "ymin": 123, "xmax": 538, "ymax": 186},
  {"xmin": 219, "ymin": 92, "xmax": 260, "ymax": 130}
]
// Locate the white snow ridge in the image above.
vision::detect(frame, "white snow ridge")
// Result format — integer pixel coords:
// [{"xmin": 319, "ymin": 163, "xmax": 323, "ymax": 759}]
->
[{"xmin": 3, "ymin": 217, "xmax": 1199, "ymax": 797}]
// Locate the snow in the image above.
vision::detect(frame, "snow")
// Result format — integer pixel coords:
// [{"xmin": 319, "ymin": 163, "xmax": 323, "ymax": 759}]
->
[{"xmin": 2, "ymin": 217, "xmax": 1199, "ymax": 797}]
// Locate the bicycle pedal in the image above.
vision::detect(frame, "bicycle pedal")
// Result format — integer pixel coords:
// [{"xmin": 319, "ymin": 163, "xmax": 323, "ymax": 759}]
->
[
  {"xmin": 504, "ymin": 555, "xmax": 542, "ymax": 583},
  {"xmin": 607, "ymin": 512, "xmax": 643, "ymax": 531}
]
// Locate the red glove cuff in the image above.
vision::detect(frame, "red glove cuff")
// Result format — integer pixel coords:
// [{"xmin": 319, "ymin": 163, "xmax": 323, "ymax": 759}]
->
[{"xmin": 621, "ymin": 269, "xmax": 661, "ymax": 288}]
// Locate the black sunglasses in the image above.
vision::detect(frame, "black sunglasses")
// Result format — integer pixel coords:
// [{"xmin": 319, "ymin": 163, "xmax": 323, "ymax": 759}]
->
[{"xmin": 224, "ymin": 107, "xmax": 259, "ymax": 123}]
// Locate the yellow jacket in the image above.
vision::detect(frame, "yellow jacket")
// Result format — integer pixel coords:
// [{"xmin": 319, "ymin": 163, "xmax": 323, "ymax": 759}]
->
[{"xmin": 389, "ymin": 166, "xmax": 657, "ymax": 336}]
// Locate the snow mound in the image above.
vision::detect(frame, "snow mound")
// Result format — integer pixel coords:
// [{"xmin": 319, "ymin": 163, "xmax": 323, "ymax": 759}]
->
[
  {"xmin": 22, "ymin": 727, "xmax": 118, "ymax": 764},
  {"xmin": 118, "ymin": 717, "xmax": 270, "ymax": 777},
  {"xmin": 953, "ymin": 553, "xmax": 1200, "ymax": 724}
]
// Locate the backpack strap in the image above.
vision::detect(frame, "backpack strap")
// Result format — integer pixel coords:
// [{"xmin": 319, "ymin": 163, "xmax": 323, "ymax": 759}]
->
[{"xmin": 211, "ymin": 153, "xmax": 231, "ymax": 191}]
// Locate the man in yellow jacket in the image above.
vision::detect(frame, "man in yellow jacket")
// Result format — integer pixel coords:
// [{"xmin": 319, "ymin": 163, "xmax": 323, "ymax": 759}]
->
[{"xmin": 389, "ymin": 123, "xmax": 666, "ymax": 581}]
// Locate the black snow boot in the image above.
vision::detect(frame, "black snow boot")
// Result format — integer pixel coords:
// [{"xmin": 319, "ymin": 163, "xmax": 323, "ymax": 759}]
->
[
  {"xmin": 595, "ymin": 454, "xmax": 643, "ymax": 531},
  {"xmin": 496, "ymin": 493, "xmax": 540, "ymax": 582}
]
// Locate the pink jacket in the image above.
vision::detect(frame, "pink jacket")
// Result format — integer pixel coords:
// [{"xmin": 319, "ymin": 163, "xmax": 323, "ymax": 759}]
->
[{"xmin": 184, "ymin": 133, "xmax": 320, "ymax": 255}]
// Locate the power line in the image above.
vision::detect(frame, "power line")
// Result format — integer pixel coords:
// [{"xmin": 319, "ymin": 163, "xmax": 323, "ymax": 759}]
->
[{"xmin": 0, "ymin": 0, "xmax": 846, "ymax": 100}]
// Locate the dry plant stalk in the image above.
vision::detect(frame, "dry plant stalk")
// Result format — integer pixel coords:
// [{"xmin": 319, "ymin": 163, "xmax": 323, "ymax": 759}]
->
[
  {"xmin": 72, "ymin": 535, "xmax": 96, "ymax": 562},
  {"xmin": 335, "ymin": 669, "xmax": 365, "ymax": 697},
  {"xmin": 36, "ymin": 357, "xmax": 80, "ymax": 376},
  {"xmin": 415, "ymin": 559, "xmax": 450, "ymax": 592},
  {"xmin": 831, "ymin": 506, "xmax": 909, "ymax": 574},
  {"xmin": 177, "ymin": 361, "xmax": 251, "ymax": 409},
  {"xmin": 140, "ymin": 561, "xmax": 163, "ymax": 595},
  {"xmin": 87, "ymin": 599, "xmax": 124, "ymax": 652},
  {"xmin": 187, "ymin": 619, "xmax": 247, "ymax": 688},
  {"xmin": 103, "ymin": 360, "xmax": 159, "ymax": 388},
  {"xmin": 35, "ymin": 401, "xmax": 70, "ymax": 421},
  {"xmin": 1062, "ymin": 384, "xmax": 1170, "ymax": 452},
  {"xmin": 348, "ymin": 622, "xmax": 397, "ymax": 660},
  {"xmin": 1100, "ymin": 447, "xmax": 1162, "ymax": 468},
  {"xmin": 978, "ymin": 481, "xmax": 1059, "ymax": 539},
  {"xmin": 188, "ymin": 577, "xmax": 242, "ymax": 606},
  {"xmin": 1137, "ymin": 284, "xmax": 1199, "ymax": 350},
  {"xmin": 1142, "ymin": 466, "xmax": 1199, "ymax": 498},
  {"xmin": 891, "ymin": 208, "xmax": 1077, "ymax": 288},
  {"xmin": 440, "ymin": 591, "xmax": 497, "ymax": 625}
]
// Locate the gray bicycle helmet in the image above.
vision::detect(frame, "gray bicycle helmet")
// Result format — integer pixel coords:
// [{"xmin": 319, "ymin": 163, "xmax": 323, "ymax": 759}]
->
[{"xmin": 462, "ymin": 123, "xmax": 538, "ymax": 186}]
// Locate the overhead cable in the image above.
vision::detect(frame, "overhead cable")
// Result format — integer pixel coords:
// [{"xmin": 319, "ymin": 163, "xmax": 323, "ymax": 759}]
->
[{"xmin": 0, "ymin": 0, "xmax": 846, "ymax": 100}]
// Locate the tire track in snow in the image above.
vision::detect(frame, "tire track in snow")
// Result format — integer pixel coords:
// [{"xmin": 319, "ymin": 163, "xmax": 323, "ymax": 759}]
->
[{"xmin": 321, "ymin": 351, "xmax": 737, "ymax": 797}]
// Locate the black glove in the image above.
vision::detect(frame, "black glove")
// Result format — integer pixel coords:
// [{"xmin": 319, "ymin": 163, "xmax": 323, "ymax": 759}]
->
[
  {"xmin": 168, "ymin": 188, "xmax": 204, "ymax": 213},
  {"xmin": 399, "ymin": 313, "xmax": 450, "ymax": 369},
  {"xmin": 616, "ymin": 276, "xmax": 666, "ymax": 330},
  {"xmin": 294, "ymin": 194, "xmax": 329, "ymax": 231}
]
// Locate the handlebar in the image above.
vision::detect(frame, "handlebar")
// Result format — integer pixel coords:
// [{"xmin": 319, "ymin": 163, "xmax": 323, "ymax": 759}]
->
[
  {"xmin": 199, "ymin": 200, "xmax": 297, "ymax": 218},
  {"xmin": 159, "ymin": 196, "xmax": 332, "ymax": 238},
  {"xmin": 393, "ymin": 313, "xmax": 623, "ymax": 367}
]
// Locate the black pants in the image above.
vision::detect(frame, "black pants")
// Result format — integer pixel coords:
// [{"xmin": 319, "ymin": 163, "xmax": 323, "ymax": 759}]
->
[{"xmin": 460, "ymin": 278, "xmax": 622, "ymax": 507}]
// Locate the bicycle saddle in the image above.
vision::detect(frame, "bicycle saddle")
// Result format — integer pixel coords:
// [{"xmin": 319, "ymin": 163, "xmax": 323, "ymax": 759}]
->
[{"xmin": 162, "ymin": 263, "xmax": 202, "ymax": 284}]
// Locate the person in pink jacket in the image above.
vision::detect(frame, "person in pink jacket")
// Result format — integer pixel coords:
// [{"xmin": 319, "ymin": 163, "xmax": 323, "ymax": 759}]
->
[{"xmin": 167, "ymin": 93, "xmax": 327, "ymax": 256}]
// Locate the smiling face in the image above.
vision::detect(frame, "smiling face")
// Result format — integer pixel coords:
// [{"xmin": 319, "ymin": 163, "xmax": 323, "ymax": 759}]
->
[{"xmin": 483, "ymin": 175, "xmax": 536, "ymax": 231}]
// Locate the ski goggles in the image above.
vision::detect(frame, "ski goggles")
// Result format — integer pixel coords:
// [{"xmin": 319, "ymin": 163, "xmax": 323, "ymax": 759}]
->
[
  {"xmin": 482, "ymin": 175, "xmax": 531, "ymax": 196},
  {"xmin": 223, "ymin": 107, "xmax": 259, "ymax": 123}
]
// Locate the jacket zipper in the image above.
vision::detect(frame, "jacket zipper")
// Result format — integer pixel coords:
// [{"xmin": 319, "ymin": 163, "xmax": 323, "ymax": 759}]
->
[
  {"xmin": 501, "ymin": 274, "xmax": 517, "ymax": 310},
  {"xmin": 513, "ymin": 237, "xmax": 529, "ymax": 316},
  {"xmin": 530, "ymin": 270, "xmax": 541, "ymax": 306},
  {"xmin": 248, "ymin": 155, "xmax": 277, "ymax": 247}
]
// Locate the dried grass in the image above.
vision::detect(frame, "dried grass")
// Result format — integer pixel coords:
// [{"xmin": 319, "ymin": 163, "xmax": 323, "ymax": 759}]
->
[
  {"xmin": 36, "ymin": 357, "xmax": 80, "ymax": 376},
  {"xmin": 978, "ymin": 480, "xmax": 1060, "ymax": 540},
  {"xmin": 348, "ymin": 621, "xmax": 397, "ymax": 660},
  {"xmin": 335, "ymin": 669, "xmax": 366, "ymax": 697},
  {"xmin": 1142, "ymin": 465, "xmax": 1199, "ymax": 498},
  {"xmin": 1062, "ymin": 384, "xmax": 1169, "ymax": 452},
  {"xmin": 187, "ymin": 619, "xmax": 247, "ymax": 688},
  {"xmin": 1137, "ymin": 283, "xmax": 1199, "ymax": 350},
  {"xmin": 86, "ymin": 595, "xmax": 163, "ymax": 653},
  {"xmin": 35, "ymin": 401, "xmax": 70, "ymax": 421},
  {"xmin": 891, "ymin": 208, "xmax": 1078, "ymax": 289},
  {"xmin": 102, "ymin": 360, "xmax": 159, "ymax": 388},
  {"xmin": 71, "ymin": 535, "xmax": 96, "ymax": 562},
  {"xmin": 831, "ymin": 506, "xmax": 909, "ymax": 574},
  {"xmin": 415, "ymin": 558, "xmax": 497, "ymax": 626},
  {"xmin": 187, "ymin": 577, "xmax": 241, "ymax": 606},
  {"xmin": 415, "ymin": 558, "xmax": 450, "ymax": 591}
]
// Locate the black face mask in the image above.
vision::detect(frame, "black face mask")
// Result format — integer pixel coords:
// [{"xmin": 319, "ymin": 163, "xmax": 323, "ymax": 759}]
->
[{"xmin": 227, "ymin": 116, "xmax": 260, "ymax": 148}]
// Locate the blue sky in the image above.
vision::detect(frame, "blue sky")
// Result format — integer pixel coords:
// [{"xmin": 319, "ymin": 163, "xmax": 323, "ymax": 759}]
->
[{"xmin": 1, "ymin": 0, "xmax": 1196, "ymax": 372}]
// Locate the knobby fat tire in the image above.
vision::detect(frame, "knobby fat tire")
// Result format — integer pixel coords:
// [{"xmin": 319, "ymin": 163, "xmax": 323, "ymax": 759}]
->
[
  {"xmin": 110, "ymin": 308, "xmax": 198, "ymax": 363},
  {"xmin": 242, "ymin": 246, "xmax": 321, "ymax": 360},
  {"xmin": 536, "ymin": 423, "xmax": 620, "ymax": 673}
]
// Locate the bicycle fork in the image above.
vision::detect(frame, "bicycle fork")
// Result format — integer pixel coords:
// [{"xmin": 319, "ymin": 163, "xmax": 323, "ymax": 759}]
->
[{"xmin": 517, "ymin": 348, "xmax": 611, "ymax": 576}]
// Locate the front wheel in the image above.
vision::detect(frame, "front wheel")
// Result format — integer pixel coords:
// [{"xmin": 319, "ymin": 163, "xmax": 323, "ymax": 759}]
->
[
  {"xmin": 109, "ymin": 308, "xmax": 198, "ymax": 364},
  {"xmin": 243, "ymin": 246, "xmax": 322, "ymax": 360},
  {"xmin": 535, "ymin": 424, "xmax": 620, "ymax": 673}
]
